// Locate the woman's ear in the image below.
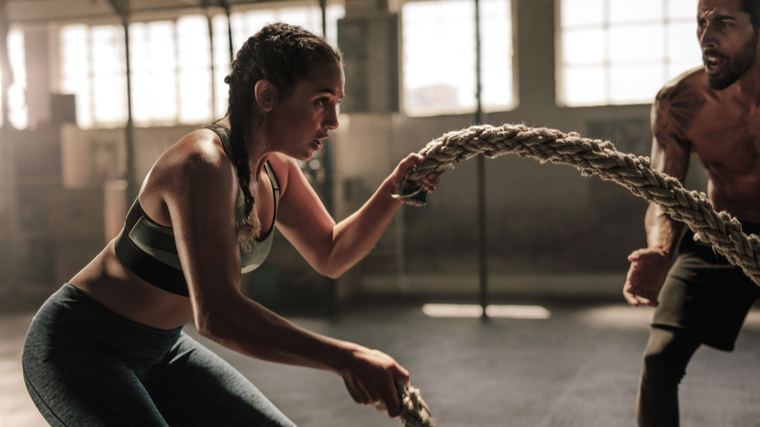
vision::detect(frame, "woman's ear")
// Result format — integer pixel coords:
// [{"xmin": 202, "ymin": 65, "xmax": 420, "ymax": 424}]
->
[{"xmin": 254, "ymin": 80, "xmax": 277, "ymax": 112}]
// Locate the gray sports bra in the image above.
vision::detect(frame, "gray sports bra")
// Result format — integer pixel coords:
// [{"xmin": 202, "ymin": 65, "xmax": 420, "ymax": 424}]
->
[{"xmin": 114, "ymin": 124, "xmax": 280, "ymax": 297}]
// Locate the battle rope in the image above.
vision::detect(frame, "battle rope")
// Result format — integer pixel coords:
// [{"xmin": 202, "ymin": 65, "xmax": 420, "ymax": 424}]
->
[
  {"xmin": 396, "ymin": 380, "xmax": 436, "ymax": 427},
  {"xmin": 394, "ymin": 123, "xmax": 760, "ymax": 287}
]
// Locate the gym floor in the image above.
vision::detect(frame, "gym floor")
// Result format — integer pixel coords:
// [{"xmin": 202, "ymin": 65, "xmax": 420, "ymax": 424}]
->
[{"xmin": 2, "ymin": 297, "xmax": 759, "ymax": 427}]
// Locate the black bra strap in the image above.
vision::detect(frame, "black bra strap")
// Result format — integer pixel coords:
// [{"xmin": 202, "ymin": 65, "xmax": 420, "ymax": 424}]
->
[
  {"xmin": 114, "ymin": 199, "xmax": 190, "ymax": 297},
  {"xmin": 206, "ymin": 124, "xmax": 236, "ymax": 166}
]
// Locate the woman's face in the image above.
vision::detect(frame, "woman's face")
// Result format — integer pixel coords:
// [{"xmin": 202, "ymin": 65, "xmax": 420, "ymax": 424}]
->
[{"xmin": 266, "ymin": 59, "xmax": 344, "ymax": 160}]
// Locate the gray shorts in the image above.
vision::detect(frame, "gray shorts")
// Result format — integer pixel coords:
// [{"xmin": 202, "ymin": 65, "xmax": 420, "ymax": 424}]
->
[
  {"xmin": 653, "ymin": 223, "xmax": 760, "ymax": 351},
  {"xmin": 22, "ymin": 284, "xmax": 297, "ymax": 427}
]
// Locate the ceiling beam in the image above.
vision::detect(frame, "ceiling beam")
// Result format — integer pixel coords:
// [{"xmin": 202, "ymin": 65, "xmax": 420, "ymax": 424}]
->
[
  {"xmin": 105, "ymin": 0, "xmax": 129, "ymax": 18},
  {"xmin": 6, "ymin": 0, "xmax": 274, "ymax": 25}
]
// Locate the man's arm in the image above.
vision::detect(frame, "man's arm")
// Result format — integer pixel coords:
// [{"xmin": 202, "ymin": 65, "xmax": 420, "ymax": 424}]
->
[
  {"xmin": 623, "ymin": 82, "xmax": 694, "ymax": 307},
  {"xmin": 644, "ymin": 83, "xmax": 693, "ymax": 254}
]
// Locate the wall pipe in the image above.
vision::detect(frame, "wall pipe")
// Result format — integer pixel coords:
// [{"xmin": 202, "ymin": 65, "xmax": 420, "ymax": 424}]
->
[{"xmin": 475, "ymin": 0, "xmax": 488, "ymax": 320}]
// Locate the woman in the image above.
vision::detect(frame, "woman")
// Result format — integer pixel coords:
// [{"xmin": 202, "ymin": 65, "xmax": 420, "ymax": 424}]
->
[{"xmin": 23, "ymin": 23, "xmax": 440, "ymax": 426}]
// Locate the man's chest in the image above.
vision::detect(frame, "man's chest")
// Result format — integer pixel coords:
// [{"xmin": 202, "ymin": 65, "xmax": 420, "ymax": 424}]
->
[{"xmin": 687, "ymin": 108, "xmax": 760, "ymax": 173}]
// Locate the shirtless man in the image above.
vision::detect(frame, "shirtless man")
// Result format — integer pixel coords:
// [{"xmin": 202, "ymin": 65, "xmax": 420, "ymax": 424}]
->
[{"xmin": 623, "ymin": 0, "xmax": 760, "ymax": 425}]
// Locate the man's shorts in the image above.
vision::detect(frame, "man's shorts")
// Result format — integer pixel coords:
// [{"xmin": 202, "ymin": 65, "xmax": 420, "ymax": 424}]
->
[{"xmin": 652, "ymin": 221, "xmax": 760, "ymax": 351}]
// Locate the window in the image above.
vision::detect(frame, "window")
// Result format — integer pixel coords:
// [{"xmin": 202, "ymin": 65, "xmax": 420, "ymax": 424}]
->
[
  {"xmin": 558, "ymin": 0, "xmax": 702, "ymax": 106},
  {"xmin": 129, "ymin": 21, "xmax": 179, "ymax": 126},
  {"xmin": 178, "ymin": 17, "xmax": 214, "ymax": 124},
  {"xmin": 216, "ymin": 4, "xmax": 345, "ymax": 118},
  {"xmin": 402, "ymin": 0, "xmax": 514, "ymax": 116},
  {"xmin": 60, "ymin": 24, "xmax": 126, "ymax": 128},
  {"xmin": 59, "ymin": 3, "xmax": 345, "ymax": 129},
  {"xmin": 0, "ymin": 28, "xmax": 28, "ymax": 129}
]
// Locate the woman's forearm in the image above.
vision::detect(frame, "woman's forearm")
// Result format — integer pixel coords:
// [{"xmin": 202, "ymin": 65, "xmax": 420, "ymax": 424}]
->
[
  {"xmin": 321, "ymin": 177, "xmax": 404, "ymax": 277},
  {"xmin": 199, "ymin": 292, "xmax": 358, "ymax": 374},
  {"xmin": 196, "ymin": 289, "xmax": 409, "ymax": 416}
]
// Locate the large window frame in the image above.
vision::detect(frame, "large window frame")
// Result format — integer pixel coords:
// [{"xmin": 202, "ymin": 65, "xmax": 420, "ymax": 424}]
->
[
  {"xmin": 399, "ymin": 0, "xmax": 517, "ymax": 117},
  {"xmin": 556, "ymin": 0, "xmax": 702, "ymax": 107},
  {"xmin": 57, "ymin": 1, "xmax": 345, "ymax": 130}
]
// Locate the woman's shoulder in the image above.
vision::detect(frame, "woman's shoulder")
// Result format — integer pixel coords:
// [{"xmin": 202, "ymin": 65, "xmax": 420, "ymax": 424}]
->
[
  {"xmin": 138, "ymin": 128, "xmax": 238, "ymax": 227},
  {"xmin": 265, "ymin": 153, "xmax": 302, "ymax": 196},
  {"xmin": 147, "ymin": 129, "xmax": 238, "ymax": 199},
  {"xmin": 161, "ymin": 129, "xmax": 233, "ymax": 175}
]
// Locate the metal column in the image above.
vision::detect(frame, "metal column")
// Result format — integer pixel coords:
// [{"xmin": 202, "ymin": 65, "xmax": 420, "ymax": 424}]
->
[
  {"xmin": 474, "ymin": 0, "xmax": 488, "ymax": 320},
  {"xmin": 319, "ymin": 0, "xmax": 337, "ymax": 319},
  {"xmin": 205, "ymin": 4, "xmax": 216, "ymax": 118},
  {"xmin": 0, "ymin": 0, "xmax": 16, "ymax": 287},
  {"xmin": 221, "ymin": 0, "xmax": 234, "ymax": 63},
  {"xmin": 106, "ymin": 0, "xmax": 137, "ymax": 205}
]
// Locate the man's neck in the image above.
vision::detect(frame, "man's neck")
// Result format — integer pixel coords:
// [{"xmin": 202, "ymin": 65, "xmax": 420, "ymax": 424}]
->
[{"xmin": 719, "ymin": 63, "xmax": 760, "ymax": 108}]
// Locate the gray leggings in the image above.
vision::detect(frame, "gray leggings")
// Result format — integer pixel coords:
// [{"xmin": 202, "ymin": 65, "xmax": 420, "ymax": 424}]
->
[{"xmin": 22, "ymin": 284, "xmax": 297, "ymax": 427}]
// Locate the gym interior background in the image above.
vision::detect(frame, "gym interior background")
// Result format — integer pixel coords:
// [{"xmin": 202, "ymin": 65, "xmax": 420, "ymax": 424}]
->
[
  {"xmin": 1, "ymin": 1, "xmax": 758, "ymax": 426},
  {"xmin": 0, "ymin": 0, "xmax": 712, "ymax": 312}
]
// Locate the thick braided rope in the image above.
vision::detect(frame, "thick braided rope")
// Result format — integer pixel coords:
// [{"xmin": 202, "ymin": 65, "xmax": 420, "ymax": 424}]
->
[
  {"xmin": 397, "ymin": 123, "xmax": 760, "ymax": 287},
  {"xmin": 396, "ymin": 380, "xmax": 436, "ymax": 427}
]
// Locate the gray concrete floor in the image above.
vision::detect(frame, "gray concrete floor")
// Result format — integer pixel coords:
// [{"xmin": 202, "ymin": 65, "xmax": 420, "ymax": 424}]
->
[{"xmin": 2, "ymin": 298, "xmax": 760, "ymax": 427}]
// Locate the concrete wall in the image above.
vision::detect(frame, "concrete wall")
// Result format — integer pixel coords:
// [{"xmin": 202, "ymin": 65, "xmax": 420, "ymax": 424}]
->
[
  {"xmin": 332, "ymin": 0, "xmax": 708, "ymax": 300},
  {"xmin": 1, "ymin": 0, "xmax": 710, "ymax": 308}
]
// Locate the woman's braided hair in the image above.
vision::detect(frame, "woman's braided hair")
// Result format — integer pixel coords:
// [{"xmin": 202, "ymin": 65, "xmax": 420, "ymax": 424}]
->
[{"xmin": 223, "ymin": 23, "xmax": 343, "ymax": 248}]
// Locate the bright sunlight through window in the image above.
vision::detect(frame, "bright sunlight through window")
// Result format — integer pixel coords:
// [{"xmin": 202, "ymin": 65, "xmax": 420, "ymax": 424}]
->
[
  {"xmin": 60, "ymin": 4, "xmax": 345, "ymax": 129},
  {"xmin": 0, "ymin": 28, "xmax": 28, "ymax": 129},
  {"xmin": 60, "ymin": 24, "xmax": 126, "ymax": 128},
  {"xmin": 129, "ymin": 21, "xmax": 179, "ymax": 126},
  {"xmin": 402, "ymin": 0, "xmax": 514, "ymax": 116},
  {"xmin": 558, "ymin": 0, "xmax": 702, "ymax": 106}
]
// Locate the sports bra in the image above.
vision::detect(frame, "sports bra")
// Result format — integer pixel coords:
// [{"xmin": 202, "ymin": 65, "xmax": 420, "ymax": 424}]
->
[{"xmin": 114, "ymin": 124, "xmax": 280, "ymax": 297}]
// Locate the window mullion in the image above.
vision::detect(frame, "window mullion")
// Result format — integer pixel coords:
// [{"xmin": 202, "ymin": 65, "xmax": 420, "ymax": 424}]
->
[{"xmin": 174, "ymin": 20, "xmax": 180, "ymax": 126}]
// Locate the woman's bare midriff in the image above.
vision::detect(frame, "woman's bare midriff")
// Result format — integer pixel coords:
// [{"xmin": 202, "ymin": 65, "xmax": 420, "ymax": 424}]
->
[{"xmin": 69, "ymin": 241, "xmax": 196, "ymax": 331}]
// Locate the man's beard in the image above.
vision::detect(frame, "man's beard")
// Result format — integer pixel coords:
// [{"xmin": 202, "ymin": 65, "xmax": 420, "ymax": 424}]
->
[{"xmin": 705, "ymin": 29, "xmax": 760, "ymax": 90}]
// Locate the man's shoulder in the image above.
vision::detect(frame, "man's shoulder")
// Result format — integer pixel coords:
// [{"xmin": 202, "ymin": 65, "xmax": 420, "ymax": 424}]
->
[
  {"xmin": 654, "ymin": 67, "xmax": 708, "ymax": 115},
  {"xmin": 650, "ymin": 67, "xmax": 708, "ymax": 141},
  {"xmin": 657, "ymin": 67, "xmax": 706, "ymax": 100}
]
